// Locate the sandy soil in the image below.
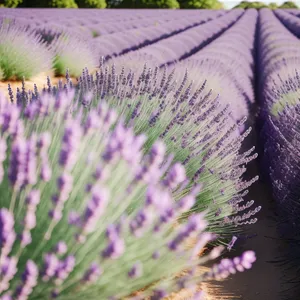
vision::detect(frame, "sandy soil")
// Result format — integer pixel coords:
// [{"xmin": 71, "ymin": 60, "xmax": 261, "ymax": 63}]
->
[{"xmin": 0, "ymin": 72, "xmax": 76, "ymax": 99}]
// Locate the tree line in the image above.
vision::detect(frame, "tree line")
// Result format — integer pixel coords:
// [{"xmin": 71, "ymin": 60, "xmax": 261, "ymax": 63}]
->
[{"xmin": 234, "ymin": 1, "xmax": 298, "ymax": 9}]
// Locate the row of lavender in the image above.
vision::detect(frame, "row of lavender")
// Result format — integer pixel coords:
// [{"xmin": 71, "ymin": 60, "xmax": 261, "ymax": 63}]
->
[
  {"xmin": 111, "ymin": 8, "xmax": 256, "ymax": 125},
  {"xmin": 93, "ymin": 10, "xmax": 224, "ymax": 59},
  {"xmin": 256, "ymin": 8, "xmax": 300, "ymax": 293},
  {"xmin": 257, "ymin": 8, "xmax": 300, "ymax": 233},
  {"xmin": 0, "ymin": 9, "xmax": 227, "ymax": 79},
  {"xmin": 2, "ymin": 8, "xmax": 222, "ymax": 36},
  {"xmin": 0, "ymin": 8, "xmax": 262, "ymax": 300}
]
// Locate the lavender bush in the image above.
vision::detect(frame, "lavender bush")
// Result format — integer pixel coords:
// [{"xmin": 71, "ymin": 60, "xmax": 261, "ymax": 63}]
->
[
  {"xmin": 0, "ymin": 90, "xmax": 256, "ymax": 299},
  {"xmin": 50, "ymin": 33, "xmax": 97, "ymax": 77},
  {"xmin": 0, "ymin": 23, "xmax": 52, "ymax": 80},
  {"xmin": 14, "ymin": 62, "xmax": 260, "ymax": 241}
]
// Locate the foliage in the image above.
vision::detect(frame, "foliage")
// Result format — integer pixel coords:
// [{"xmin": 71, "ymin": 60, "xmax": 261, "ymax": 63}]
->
[
  {"xmin": 233, "ymin": 1, "xmax": 268, "ymax": 9},
  {"xmin": 234, "ymin": 0, "xmax": 297, "ymax": 9},
  {"xmin": 48, "ymin": 0, "xmax": 78, "ymax": 7},
  {"xmin": 19, "ymin": 0, "xmax": 78, "ymax": 6},
  {"xmin": 279, "ymin": 1, "xmax": 298, "ymax": 8},
  {"xmin": 76, "ymin": 0, "xmax": 107, "ymax": 8},
  {"xmin": 3, "ymin": 0, "xmax": 23, "ymax": 7},
  {"xmin": 268, "ymin": 2, "xmax": 278, "ymax": 9},
  {"xmin": 116, "ymin": 0, "xmax": 179, "ymax": 8},
  {"xmin": 50, "ymin": 33, "xmax": 97, "ymax": 77},
  {"xmin": 18, "ymin": 0, "xmax": 47, "ymax": 6},
  {"xmin": 179, "ymin": 0, "xmax": 223, "ymax": 9}
]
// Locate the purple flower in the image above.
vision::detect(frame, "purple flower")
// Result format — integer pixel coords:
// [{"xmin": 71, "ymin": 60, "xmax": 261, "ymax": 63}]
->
[
  {"xmin": 150, "ymin": 289, "xmax": 167, "ymax": 300},
  {"xmin": 55, "ymin": 241, "xmax": 68, "ymax": 255},
  {"xmin": 0, "ymin": 209, "xmax": 16, "ymax": 258},
  {"xmin": 0, "ymin": 256, "xmax": 18, "ymax": 293},
  {"xmin": 163, "ymin": 163, "xmax": 186, "ymax": 189},
  {"xmin": 15, "ymin": 260, "xmax": 38, "ymax": 300},
  {"xmin": 128, "ymin": 262, "xmax": 143, "ymax": 279},
  {"xmin": 130, "ymin": 208, "xmax": 153, "ymax": 237},
  {"xmin": 203, "ymin": 250, "xmax": 256, "ymax": 280},
  {"xmin": 102, "ymin": 236, "xmax": 125, "ymax": 260},
  {"xmin": 83, "ymin": 262, "xmax": 102, "ymax": 284},
  {"xmin": 49, "ymin": 173, "xmax": 73, "ymax": 221},
  {"xmin": 54, "ymin": 256, "xmax": 76, "ymax": 286},
  {"xmin": 0, "ymin": 138, "xmax": 7, "ymax": 183},
  {"xmin": 1, "ymin": 104, "xmax": 20, "ymax": 135},
  {"xmin": 42, "ymin": 253, "xmax": 59, "ymax": 282},
  {"xmin": 8, "ymin": 138, "xmax": 27, "ymax": 189},
  {"xmin": 21, "ymin": 190, "xmax": 40, "ymax": 248},
  {"xmin": 23, "ymin": 135, "xmax": 38, "ymax": 186},
  {"xmin": 80, "ymin": 186, "xmax": 109, "ymax": 237},
  {"xmin": 59, "ymin": 120, "xmax": 82, "ymax": 171}
]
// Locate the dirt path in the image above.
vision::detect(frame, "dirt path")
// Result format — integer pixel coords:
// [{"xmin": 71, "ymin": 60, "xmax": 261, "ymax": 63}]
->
[
  {"xmin": 218, "ymin": 134, "xmax": 297, "ymax": 300},
  {"xmin": 0, "ymin": 72, "xmax": 76, "ymax": 100}
]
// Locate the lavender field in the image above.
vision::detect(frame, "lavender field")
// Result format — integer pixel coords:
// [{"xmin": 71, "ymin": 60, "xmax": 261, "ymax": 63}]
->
[{"xmin": 0, "ymin": 6, "xmax": 299, "ymax": 300}]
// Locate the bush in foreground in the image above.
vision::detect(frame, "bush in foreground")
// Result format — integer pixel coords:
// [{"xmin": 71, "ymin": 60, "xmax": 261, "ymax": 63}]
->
[
  {"xmin": 0, "ymin": 90, "xmax": 256, "ymax": 299},
  {"xmin": 13, "ymin": 62, "xmax": 260, "ymax": 241}
]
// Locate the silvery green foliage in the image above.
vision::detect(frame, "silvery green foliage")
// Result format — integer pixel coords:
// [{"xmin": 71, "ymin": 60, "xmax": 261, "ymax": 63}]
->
[
  {"xmin": 0, "ymin": 91, "xmax": 256, "ymax": 299},
  {"xmin": 13, "ymin": 62, "xmax": 260, "ymax": 240},
  {"xmin": 0, "ymin": 23, "xmax": 52, "ymax": 80}
]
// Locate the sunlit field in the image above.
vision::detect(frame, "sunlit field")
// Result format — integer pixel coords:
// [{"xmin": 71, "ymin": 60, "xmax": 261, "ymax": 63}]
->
[{"xmin": 0, "ymin": 6, "xmax": 299, "ymax": 300}]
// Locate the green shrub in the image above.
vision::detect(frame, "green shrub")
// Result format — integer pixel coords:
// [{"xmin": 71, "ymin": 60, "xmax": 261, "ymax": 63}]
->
[
  {"xmin": 0, "ymin": 24, "xmax": 52, "ymax": 80},
  {"xmin": 51, "ymin": 33, "xmax": 97, "ymax": 77},
  {"xmin": 279, "ymin": 1, "xmax": 298, "ymax": 8},
  {"xmin": 4, "ymin": 0, "xmax": 23, "ymax": 7},
  {"xmin": 49, "ymin": 0, "xmax": 78, "ymax": 7},
  {"xmin": 117, "ymin": 0, "xmax": 179, "ymax": 7},
  {"xmin": 76, "ymin": 0, "xmax": 106, "ymax": 8}
]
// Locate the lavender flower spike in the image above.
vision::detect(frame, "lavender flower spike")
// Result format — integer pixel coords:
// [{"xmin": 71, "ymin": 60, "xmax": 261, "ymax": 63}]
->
[
  {"xmin": 0, "ymin": 209, "xmax": 16, "ymax": 260},
  {"xmin": 15, "ymin": 260, "xmax": 38, "ymax": 300},
  {"xmin": 203, "ymin": 251, "xmax": 256, "ymax": 280}
]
